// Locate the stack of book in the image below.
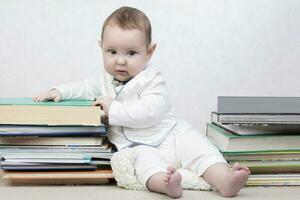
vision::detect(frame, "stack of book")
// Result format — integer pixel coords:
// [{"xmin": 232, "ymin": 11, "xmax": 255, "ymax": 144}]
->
[
  {"xmin": 207, "ymin": 96, "xmax": 300, "ymax": 186},
  {"xmin": 0, "ymin": 97, "xmax": 114, "ymax": 185}
]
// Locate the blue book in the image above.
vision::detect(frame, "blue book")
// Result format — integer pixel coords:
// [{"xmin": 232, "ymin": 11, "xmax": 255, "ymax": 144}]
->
[{"xmin": 1, "ymin": 164, "xmax": 97, "ymax": 171}]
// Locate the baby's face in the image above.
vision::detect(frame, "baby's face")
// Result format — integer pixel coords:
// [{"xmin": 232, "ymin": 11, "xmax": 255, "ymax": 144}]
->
[{"xmin": 100, "ymin": 25, "xmax": 155, "ymax": 82}]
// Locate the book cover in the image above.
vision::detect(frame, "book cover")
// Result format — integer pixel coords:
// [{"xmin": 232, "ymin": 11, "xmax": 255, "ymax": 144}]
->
[
  {"xmin": 246, "ymin": 173, "xmax": 300, "ymax": 186},
  {"xmin": 0, "ymin": 97, "xmax": 93, "ymax": 106},
  {"xmin": 1, "ymin": 154, "xmax": 112, "ymax": 160},
  {"xmin": 1, "ymin": 170, "xmax": 114, "ymax": 185},
  {"xmin": 218, "ymin": 96, "xmax": 300, "ymax": 114},
  {"xmin": 1, "ymin": 156, "xmax": 110, "ymax": 166},
  {"xmin": 206, "ymin": 123, "xmax": 300, "ymax": 152},
  {"xmin": 0, "ymin": 145, "xmax": 114, "ymax": 161},
  {"xmin": 211, "ymin": 121, "xmax": 300, "ymax": 136},
  {"xmin": 0, "ymin": 136, "xmax": 105, "ymax": 146},
  {"xmin": 0, "ymin": 97, "xmax": 103, "ymax": 126},
  {"xmin": 211, "ymin": 111, "xmax": 300, "ymax": 125},
  {"xmin": 0, "ymin": 125, "xmax": 106, "ymax": 137},
  {"xmin": 223, "ymin": 149, "xmax": 300, "ymax": 162},
  {"xmin": 1, "ymin": 164, "xmax": 97, "ymax": 171},
  {"xmin": 228, "ymin": 160, "xmax": 300, "ymax": 173},
  {"xmin": 1, "ymin": 157, "xmax": 93, "ymax": 164},
  {"xmin": 0, "ymin": 145, "xmax": 112, "ymax": 153}
]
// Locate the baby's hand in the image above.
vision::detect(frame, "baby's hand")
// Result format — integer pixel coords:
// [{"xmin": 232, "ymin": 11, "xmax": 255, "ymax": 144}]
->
[
  {"xmin": 92, "ymin": 96, "xmax": 113, "ymax": 116},
  {"xmin": 33, "ymin": 89, "xmax": 62, "ymax": 102}
]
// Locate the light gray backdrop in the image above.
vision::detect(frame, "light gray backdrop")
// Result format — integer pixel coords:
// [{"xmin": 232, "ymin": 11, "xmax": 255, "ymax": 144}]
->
[{"xmin": 1, "ymin": 0, "xmax": 299, "ymax": 132}]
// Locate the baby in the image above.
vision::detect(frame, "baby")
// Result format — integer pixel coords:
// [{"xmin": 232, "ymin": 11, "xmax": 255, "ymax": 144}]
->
[{"xmin": 34, "ymin": 6, "xmax": 250, "ymax": 198}]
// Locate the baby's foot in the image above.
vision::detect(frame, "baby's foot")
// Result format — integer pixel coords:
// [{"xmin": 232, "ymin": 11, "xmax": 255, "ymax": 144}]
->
[
  {"xmin": 163, "ymin": 166, "xmax": 182, "ymax": 198},
  {"xmin": 232, "ymin": 162, "xmax": 251, "ymax": 175},
  {"xmin": 222, "ymin": 163, "xmax": 250, "ymax": 197}
]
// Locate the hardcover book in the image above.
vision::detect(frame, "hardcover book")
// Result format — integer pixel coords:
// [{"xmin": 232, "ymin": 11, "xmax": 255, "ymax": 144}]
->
[
  {"xmin": 246, "ymin": 173, "xmax": 300, "ymax": 186},
  {"xmin": 0, "ymin": 97, "xmax": 103, "ymax": 126},
  {"xmin": 214, "ymin": 96, "xmax": 300, "ymax": 125},
  {"xmin": 0, "ymin": 125, "xmax": 106, "ymax": 137},
  {"xmin": 211, "ymin": 121, "xmax": 300, "ymax": 136},
  {"xmin": 222, "ymin": 150, "xmax": 300, "ymax": 162},
  {"xmin": 228, "ymin": 160, "xmax": 300, "ymax": 173},
  {"xmin": 218, "ymin": 96, "xmax": 300, "ymax": 114},
  {"xmin": 1, "ymin": 169, "xmax": 114, "ymax": 185},
  {"xmin": 206, "ymin": 123, "xmax": 300, "ymax": 152},
  {"xmin": 1, "ymin": 164, "xmax": 97, "ymax": 171},
  {"xmin": 0, "ymin": 136, "xmax": 105, "ymax": 146},
  {"xmin": 211, "ymin": 111, "xmax": 300, "ymax": 125}
]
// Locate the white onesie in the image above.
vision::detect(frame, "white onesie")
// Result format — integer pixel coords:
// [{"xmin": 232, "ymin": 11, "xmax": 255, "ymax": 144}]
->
[{"xmin": 56, "ymin": 65, "xmax": 226, "ymax": 187}]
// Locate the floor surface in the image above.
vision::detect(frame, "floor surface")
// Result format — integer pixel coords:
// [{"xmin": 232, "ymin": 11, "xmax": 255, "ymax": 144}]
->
[{"xmin": 0, "ymin": 181, "xmax": 299, "ymax": 200}]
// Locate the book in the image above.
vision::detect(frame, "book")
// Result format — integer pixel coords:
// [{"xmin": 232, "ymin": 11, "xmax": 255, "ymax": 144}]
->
[
  {"xmin": 0, "ymin": 145, "xmax": 114, "ymax": 163},
  {"xmin": 1, "ymin": 157, "xmax": 111, "ymax": 165},
  {"xmin": 206, "ymin": 123, "xmax": 300, "ymax": 152},
  {"xmin": 0, "ymin": 147, "xmax": 112, "ymax": 156},
  {"xmin": 0, "ymin": 136, "xmax": 105, "ymax": 146},
  {"xmin": 1, "ymin": 169, "xmax": 114, "ymax": 185},
  {"xmin": 218, "ymin": 96, "xmax": 300, "ymax": 114},
  {"xmin": 223, "ymin": 150, "xmax": 300, "ymax": 162},
  {"xmin": 211, "ymin": 111, "xmax": 300, "ymax": 125},
  {"xmin": 0, "ymin": 125, "xmax": 106, "ymax": 136},
  {"xmin": 215, "ymin": 96, "xmax": 300, "ymax": 125},
  {"xmin": 0, "ymin": 97, "xmax": 103, "ymax": 126},
  {"xmin": 1, "ymin": 160, "xmax": 111, "ymax": 168},
  {"xmin": 246, "ymin": 173, "xmax": 300, "ymax": 186},
  {"xmin": 0, "ymin": 145, "xmax": 112, "ymax": 153},
  {"xmin": 211, "ymin": 122, "xmax": 300, "ymax": 136},
  {"xmin": 228, "ymin": 160, "xmax": 300, "ymax": 173},
  {"xmin": 1, "ymin": 157, "xmax": 93, "ymax": 164},
  {"xmin": 1, "ymin": 164, "xmax": 97, "ymax": 171}
]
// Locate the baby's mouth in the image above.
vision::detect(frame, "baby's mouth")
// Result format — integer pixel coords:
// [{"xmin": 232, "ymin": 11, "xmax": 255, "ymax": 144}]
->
[{"xmin": 115, "ymin": 70, "xmax": 128, "ymax": 75}]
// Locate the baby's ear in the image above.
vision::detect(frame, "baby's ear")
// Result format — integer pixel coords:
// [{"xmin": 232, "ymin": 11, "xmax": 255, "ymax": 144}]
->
[{"xmin": 147, "ymin": 43, "xmax": 157, "ymax": 59}]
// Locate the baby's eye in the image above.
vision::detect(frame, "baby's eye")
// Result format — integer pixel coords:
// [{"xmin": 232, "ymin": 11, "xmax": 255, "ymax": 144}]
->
[
  {"xmin": 128, "ymin": 51, "xmax": 137, "ymax": 56},
  {"xmin": 108, "ymin": 50, "xmax": 117, "ymax": 55}
]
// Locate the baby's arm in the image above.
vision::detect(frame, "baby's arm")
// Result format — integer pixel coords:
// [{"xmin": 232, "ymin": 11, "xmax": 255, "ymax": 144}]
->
[
  {"xmin": 33, "ymin": 78, "xmax": 101, "ymax": 102},
  {"xmin": 33, "ymin": 89, "xmax": 62, "ymax": 102},
  {"xmin": 93, "ymin": 96, "xmax": 113, "ymax": 116},
  {"xmin": 93, "ymin": 96, "xmax": 113, "ymax": 126},
  {"xmin": 109, "ymin": 75, "xmax": 169, "ymax": 128}
]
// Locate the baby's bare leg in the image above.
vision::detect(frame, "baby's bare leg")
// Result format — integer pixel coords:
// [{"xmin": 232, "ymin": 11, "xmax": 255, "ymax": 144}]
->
[
  {"xmin": 146, "ymin": 166, "xmax": 182, "ymax": 198},
  {"xmin": 202, "ymin": 162, "xmax": 250, "ymax": 197}
]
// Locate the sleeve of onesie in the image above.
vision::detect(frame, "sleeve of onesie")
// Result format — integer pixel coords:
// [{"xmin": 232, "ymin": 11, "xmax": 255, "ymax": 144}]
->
[
  {"xmin": 55, "ymin": 78, "xmax": 101, "ymax": 100},
  {"xmin": 109, "ymin": 73, "xmax": 169, "ymax": 128}
]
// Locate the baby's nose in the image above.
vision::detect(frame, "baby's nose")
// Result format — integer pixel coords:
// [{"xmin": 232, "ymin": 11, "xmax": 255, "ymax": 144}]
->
[{"xmin": 116, "ymin": 56, "xmax": 126, "ymax": 65}]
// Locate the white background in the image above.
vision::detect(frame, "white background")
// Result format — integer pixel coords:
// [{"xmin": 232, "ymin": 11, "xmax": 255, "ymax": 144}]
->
[{"xmin": 1, "ymin": 0, "xmax": 299, "ymax": 133}]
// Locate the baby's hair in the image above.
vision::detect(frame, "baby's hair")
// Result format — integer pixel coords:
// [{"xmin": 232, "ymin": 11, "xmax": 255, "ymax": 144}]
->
[{"xmin": 101, "ymin": 6, "xmax": 152, "ymax": 46}]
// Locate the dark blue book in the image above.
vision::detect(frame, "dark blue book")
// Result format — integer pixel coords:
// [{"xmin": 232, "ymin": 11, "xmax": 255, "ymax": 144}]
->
[{"xmin": 1, "ymin": 164, "xmax": 97, "ymax": 171}]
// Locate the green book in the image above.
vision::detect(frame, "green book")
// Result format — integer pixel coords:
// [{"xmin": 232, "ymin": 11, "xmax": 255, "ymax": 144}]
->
[
  {"xmin": 223, "ymin": 149, "xmax": 300, "ymax": 162},
  {"xmin": 229, "ymin": 160, "xmax": 300, "ymax": 173},
  {"xmin": 206, "ymin": 123, "xmax": 300, "ymax": 152},
  {"xmin": 246, "ymin": 173, "xmax": 300, "ymax": 186},
  {"xmin": 0, "ymin": 97, "xmax": 103, "ymax": 126}
]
